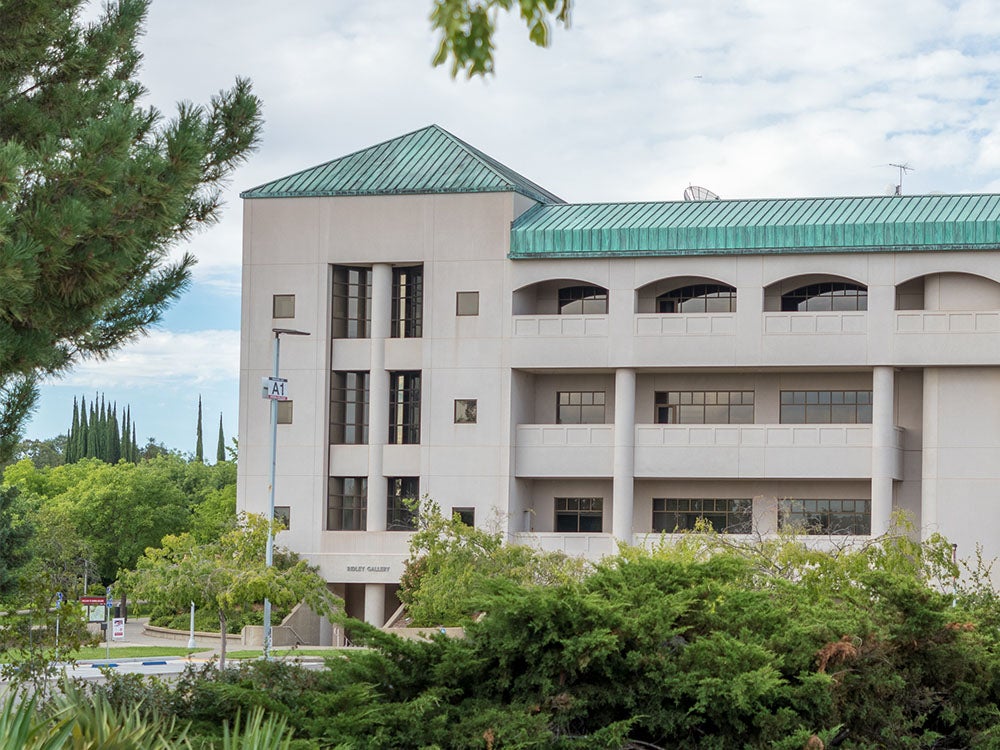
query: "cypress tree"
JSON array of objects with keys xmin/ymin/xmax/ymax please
[
  {"xmin": 77, "ymin": 396, "xmax": 89, "ymax": 462},
  {"xmin": 86, "ymin": 401, "xmax": 98, "ymax": 458},
  {"xmin": 109, "ymin": 404, "xmax": 121, "ymax": 463},
  {"xmin": 98, "ymin": 396, "xmax": 108, "ymax": 461},
  {"xmin": 131, "ymin": 424, "xmax": 138, "ymax": 463},
  {"xmin": 67, "ymin": 397, "xmax": 79, "ymax": 463},
  {"xmin": 122, "ymin": 408, "xmax": 131, "ymax": 463},
  {"xmin": 217, "ymin": 413, "xmax": 226, "ymax": 463},
  {"xmin": 195, "ymin": 396, "xmax": 204, "ymax": 463}
]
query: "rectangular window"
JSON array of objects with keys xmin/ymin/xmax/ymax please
[
  {"xmin": 556, "ymin": 391, "xmax": 606, "ymax": 424},
  {"xmin": 387, "ymin": 477, "xmax": 419, "ymax": 531},
  {"xmin": 274, "ymin": 506, "xmax": 291, "ymax": 530},
  {"xmin": 654, "ymin": 391, "xmax": 754, "ymax": 424},
  {"xmin": 652, "ymin": 498, "xmax": 752, "ymax": 534},
  {"xmin": 454, "ymin": 399, "xmax": 477, "ymax": 424},
  {"xmin": 456, "ymin": 291, "xmax": 479, "ymax": 316},
  {"xmin": 779, "ymin": 499, "xmax": 871, "ymax": 535},
  {"xmin": 276, "ymin": 400, "xmax": 293, "ymax": 425},
  {"xmin": 391, "ymin": 265, "xmax": 423, "ymax": 338},
  {"xmin": 453, "ymin": 507, "xmax": 475, "ymax": 526},
  {"xmin": 554, "ymin": 497, "xmax": 603, "ymax": 533},
  {"xmin": 330, "ymin": 371, "xmax": 369, "ymax": 444},
  {"xmin": 389, "ymin": 372, "xmax": 421, "ymax": 444},
  {"xmin": 272, "ymin": 294, "xmax": 295, "ymax": 319},
  {"xmin": 327, "ymin": 477, "xmax": 367, "ymax": 531},
  {"xmin": 332, "ymin": 266, "xmax": 371, "ymax": 339},
  {"xmin": 779, "ymin": 391, "xmax": 872, "ymax": 424}
]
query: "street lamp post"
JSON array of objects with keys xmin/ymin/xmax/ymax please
[{"xmin": 264, "ymin": 327, "xmax": 310, "ymax": 660}]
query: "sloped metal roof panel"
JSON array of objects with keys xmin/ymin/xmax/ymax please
[
  {"xmin": 510, "ymin": 194, "xmax": 1000, "ymax": 257},
  {"xmin": 241, "ymin": 125, "xmax": 563, "ymax": 205}
]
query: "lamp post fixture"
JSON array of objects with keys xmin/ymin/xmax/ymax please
[{"xmin": 264, "ymin": 327, "xmax": 310, "ymax": 660}]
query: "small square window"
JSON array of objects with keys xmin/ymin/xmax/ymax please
[
  {"xmin": 453, "ymin": 507, "xmax": 475, "ymax": 526},
  {"xmin": 274, "ymin": 506, "xmax": 291, "ymax": 529},
  {"xmin": 456, "ymin": 291, "xmax": 479, "ymax": 316},
  {"xmin": 454, "ymin": 399, "xmax": 477, "ymax": 424},
  {"xmin": 277, "ymin": 400, "xmax": 293, "ymax": 424},
  {"xmin": 273, "ymin": 294, "xmax": 295, "ymax": 319}
]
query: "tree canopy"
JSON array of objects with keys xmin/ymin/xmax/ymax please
[
  {"xmin": 431, "ymin": 0, "xmax": 572, "ymax": 77},
  {"xmin": 121, "ymin": 514, "xmax": 336, "ymax": 667},
  {"xmin": 0, "ymin": 0, "xmax": 262, "ymax": 460}
]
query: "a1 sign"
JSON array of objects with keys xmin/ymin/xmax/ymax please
[{"xmin": 262, "ymin": 376, "xmax": 289, "ymax": 401}]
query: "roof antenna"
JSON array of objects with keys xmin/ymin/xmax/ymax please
[{"xmin": 888, "ymin": 163, "xmax": 913, "ymax": 196}]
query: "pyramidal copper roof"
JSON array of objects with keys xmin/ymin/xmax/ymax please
[{"xmin": 240, "ymin": 124, "xmax": 563, "ymax": 205}]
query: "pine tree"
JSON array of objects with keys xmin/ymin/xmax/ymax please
[
  {"xmin": 0, "ymin": 0, "xmax": 262, "ymax": 463},
  {"xmin": 217, "ymin": 413, "xmax": 226, "ymax": 463},
  {"xmin": 195, "ymin": 396, "xmax": 204, "ymax": 463}
]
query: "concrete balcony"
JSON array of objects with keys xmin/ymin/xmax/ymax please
[
  {"xmin": 632, "ymin": 313, "xmax": 737, "ymax": 365},
  {"xmin": 761, "ymin": 312, "xmax": 868, "ymax": 364},
  {"xmin": 510, "ymin": 315, "xmax": 611, "ymax": 367},
  {"xmin": 633, "ymin": 424, "xmax": 903, "ymax": 480},
  {"xmin": 512, "ymin": 531, "xmax": 616, "ymax": 559},
  {"xmin": 894, "ymin": 311, "xmax": 1000, "ymax": 365},
  {"xmin": 514, "ymin": 424, "xmax": 614, "ymax": 477}
]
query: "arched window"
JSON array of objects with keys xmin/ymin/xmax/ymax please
[
  {"xmin": 558, "ymin": 285, "xmax": 608, "ymax": 314},
  {"xmin": 657, "ymin": 284, "xmax": 736, "ymax": 313},
  {"xmin": 781, "ymin": 282, "xmax": 867, "ymax": 312}
]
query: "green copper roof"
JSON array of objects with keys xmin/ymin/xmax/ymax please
[
  {"xmin": 509, "ymin": 194, "xmax": 1000, "ymax": 258},
  {"xmin": 241, "ymin": 125, "xmax": 563, "ymax": 204}
]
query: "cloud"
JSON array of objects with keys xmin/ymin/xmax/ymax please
[{"xmin": 46, "ymin": 330, "xmax": 240, "ymax": 389}]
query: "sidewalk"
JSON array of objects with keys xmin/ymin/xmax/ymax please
[{"xmin": 87, "ymin": 618, "xmax": 219, "ymax": 656}]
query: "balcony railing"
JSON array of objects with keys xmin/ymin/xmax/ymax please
[
  {"xmin": 634, "ymin": 424, "xmax": 902, "ymax": 479},
  {"xmin": 634, "ymin": 313, "xmax": 736, "ymax": 336},
  {"xmin": 514, "ymin": 423, "xmax": 903, "ymax": 480},
  {"xmin": 514, "ymin": 424, "xmax": 614, "ymax": 477},
  {"xmin": 762, "ymin": 311, "xmax": 866, "ymax": 334},
  {"xmin": 512, "ymin": 315, "xmax": 609, "ymax": 337}
]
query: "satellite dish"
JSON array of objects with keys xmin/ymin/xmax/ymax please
[{"xmin": 683, "ymin": 185, "xmax": 720, "ymax": 201}]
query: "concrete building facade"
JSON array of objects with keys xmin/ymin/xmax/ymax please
[{"xmin": 238, "ymin": 125, "xmax": 1000, "ymax": 625}]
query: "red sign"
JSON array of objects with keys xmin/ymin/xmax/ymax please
[{"xmin": 80, "ymin": 596, "xmax": 106, "ymax": 605}]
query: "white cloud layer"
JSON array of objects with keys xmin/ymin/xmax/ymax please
[
  {"xmin": 120, "ymin": 0, "xmax": 1000, "ymax": 283},
  {"xmin": 47, "ymin": 330, "xmax": 240, "ymax": 389}
]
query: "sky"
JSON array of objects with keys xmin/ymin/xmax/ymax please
[{"xmin": 22, "ymin": 0, "xmax": 1000, "ymax": 454}]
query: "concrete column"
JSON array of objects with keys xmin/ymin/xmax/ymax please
[
  {"xmin": 363, "ymin": 582, "xmax": 385, "ymax": 627},
  {"xmin": 920, "ymin": 368, "xmax": 939, "ymax": 540},
  {"xmin": 612, "ymin": 368, "xmax": 636, "ymax": 543},
  {"xmin": 870, "ymin": 366, "xmax": 895, "ymax": 536},
  {"xmin": 367, "ymin": 264, "xmax": 392, "ymax": 531}
]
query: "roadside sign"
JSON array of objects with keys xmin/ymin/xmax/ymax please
[
  {"xmin": 80, "ymin": 596, "xmax": 105, "ymax": 605},
  {"xmin": 261, "ymin": 376, "xmax": 289, "ymax": 401},
  {"xmin": 112, "ymin": 618, "xmax": 125, "ymax": 639}
]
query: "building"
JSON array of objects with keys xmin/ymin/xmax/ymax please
[{"xmin": 238, "ymin": 125, "xmax": 1000, "ymax": 626}]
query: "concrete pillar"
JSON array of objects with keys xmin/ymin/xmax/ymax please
[
  {"xmin": 367, "ymin": 263, "xmax": 392, "ymax": 531},
  {"xmin": 920, "ymin": 368, "xmax": 939, "ymax": 540},
  {"xmin": 870, "ymin": 366, "xmax": 895, "ymax": 536},
  {"xmin": 363, "ymin": 582, "xmax": 385, "ymax": 627},
  {"xmin": 612, "ymin": 368, "xmax": 636, "ymax": 543}
]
